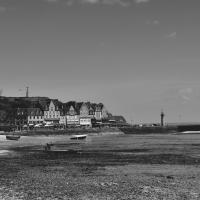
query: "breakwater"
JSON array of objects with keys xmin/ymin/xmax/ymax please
[
  {"xmin": 119, "ymin": 126, "xmax": 177, "ymax": 134},
  {"xmin": 177, "ymin": 124, "xmax": 200, "ymax": 132}
]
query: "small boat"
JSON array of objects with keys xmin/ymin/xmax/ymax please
[
  {"xmin": 181, "ymin": 131, "xmax": 200, "ymax": 134},
  {"xmin": 70, "ymin": 134, "xmax": 87, "ymax": 140},
  {"xmin": 6, "ymin": 135, "xmax": 21, "ymax": 140}
]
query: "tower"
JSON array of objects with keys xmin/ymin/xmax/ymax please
[
  {"xmin": 160, "ymin": 110, "xmax": 165, "ymax": 127},
  {"xmin": 26, "ymin": 87, "xmax": 29, "ymax": 98}
]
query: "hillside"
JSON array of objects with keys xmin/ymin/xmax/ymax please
[{"xmin": 0, "ymin": 96, "xmax": 50, "ymax": 123}]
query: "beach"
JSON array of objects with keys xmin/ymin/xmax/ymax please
[{"xmin": 1, "ymin": 132, "xmax": 200, "ymax": 199}]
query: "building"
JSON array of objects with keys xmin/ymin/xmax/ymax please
[
  {"xmin": 101, "ymin": 104, "xmax": 109, "ymax": 120},
  {"xmin": 0, "ymin": 110, "xmax": 7, "ymax": 123},
  {"xmin": 94, "ymin": 103, "xmax": 109, "ymax": 121},
  {"xmin": 27, "ymin": 108, "xmax": 44, "ymax": 125},
  {"xmin": 15, "ymin": 108, "xmax": 28, "ymax": 130},
  {"xmin": 0, "ymin": 96, "xmax": 116, "ymax": 129},
  {"xmin": 44, "ymin": 100, "xmax": 66, "ymax": 125},
  {"xmin": 79, "ymin": 102, "xmax": 92, "ymax": 127},
  {"xmin": 44, "ymin": 100, "xmax": 61, "ymax": 124},
  {"xmin": 108, "ymin": 115, "xmax": 127, "ymax": 127},
  {"xmin": 66, "ymin": 104, "xmax": 79, "ymax": 127},
  {"xmin": 94, "ymin": 104, "xmax": 102, "ymax": 121},
  {"xmin": 59, "ymin": 110, "xmax": 67, "ymax": 126}
]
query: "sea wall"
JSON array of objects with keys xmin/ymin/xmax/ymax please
[
  {"xmin": 177, "ymin": 125, "xmax": 200, "ymax": 132},
  {"xmin": 119, "ymin": 126, "xmax": 178, "ymax": 134},
  {"xmin": 1, "ymin": 127, "xmax": 121, "ymax": 136}
]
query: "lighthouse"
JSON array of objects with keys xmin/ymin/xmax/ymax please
[
  {"xmin": 160, "ymin": 110, "xmax": 165, "ymax": 127},
  {"xmin": 26, "ymin": 86, "xmax": 29, "ymax": 98}
]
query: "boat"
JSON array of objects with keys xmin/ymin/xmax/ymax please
[
  {"xmin": 6, "ymin": 135, "xmax": 21, "ymax": 140},
  {"xmin": 180, "ymin": 131, "xmax": 200, "ymax": 134},
  {"xmin": 70, "ymin": 134, "xmax": 87, "ymax": 140}
]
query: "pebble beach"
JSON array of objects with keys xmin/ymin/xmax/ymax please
[{"xmin": 1, "ymin": 132, "xmax": 200, "ymax": 200}]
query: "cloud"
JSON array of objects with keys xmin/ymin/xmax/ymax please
[
  {"xmin": 169, "ymin": 87, "xmax": 198, "ymax": 104},
  {"xmin": 80, "ymin": 0, "xmax": 130, "ymax": 6},
  {"xmin": 45, "ymin": 0, "xmax": 134, "ymax": 7},
  {"xmin": 81, "ymin": 0, "xmax": 99, "ymax": 4},
  {"xmin": 166, "ymin": 32, "xmax": 177, "ymax": 39},
  {"xmin": 65, "ymin": 0, "xmax": 74, "ymax": 6},
  {"xmin": 134, "ymin": 0, "xmax": 150, "ymax": 3},
  {"xmin": 43, "ymin": 0, "xmax": 153, "ymax": 6},
  {"xmin": 45, "ymin": 0, "xmax": 60, "ymax": 2},
  {"xmin": 152, "ymin": 20, "xmax": 159, "ymax": 25},
  {"xmin": 102, "ymin": 0, "xmax": 130, "ymax": 7},
  {"xmin": 178, "ymin": 88, "xmax": 193, "ymax": 103},
  {"xmin": 0, "ymin": 6, "xmax": 6, "ymax": 13},
  {"xmin": 146, "ymin": 19, "xmax": 160, "ymax": 26}
]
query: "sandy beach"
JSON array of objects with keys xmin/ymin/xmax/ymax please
[{"xmin": 1, "ymin": 132, "xmax": 200, "ymax": 199}]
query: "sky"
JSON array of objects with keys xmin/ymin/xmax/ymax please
[{"xmin": 0, "ymin": 0, "xmax": 200, "ymax": 123}]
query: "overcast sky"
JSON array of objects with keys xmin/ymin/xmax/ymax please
[{"xmin": 0, "ymin": 0, "xmax": 200, "ymax": 123}]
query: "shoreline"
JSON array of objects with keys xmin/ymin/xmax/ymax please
[{"xmin": 0, "ymin": 127, "xmax": 122, "ymax": 136}]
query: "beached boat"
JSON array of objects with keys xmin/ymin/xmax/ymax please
[
  {"xmin": 70, "ymin": 134, "xmax": 87, "ymax": 140},
  {"xmin": 181, "ymin": 131, "xmax": 200, "ymax": 134},
  {"xmin": 6, "ymin": 135, "xmax": 21, "ymax": 140}
]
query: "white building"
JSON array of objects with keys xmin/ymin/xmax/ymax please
[
  {"xmin": 27, "ymin": 108, "xmax": 44, "ymax": 125},
  {"xmin": 66, "ymin": 105, "xmax": 79, "ymax": 126},
  {"xmin": 44, "ymin": 100, "xmax": 66, "ymax": 125},
  {"xmin": 79, "ymin": 103, "xmax": 92, "ymax": 127}
]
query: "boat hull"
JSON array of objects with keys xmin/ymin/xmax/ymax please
[
  {"xmin": 70, "ymin": 134, "xmax": 87, "ymax": 140},
  {"xmin": 6, "ymin": 135, "xmax": 21, "ymax": 140}
]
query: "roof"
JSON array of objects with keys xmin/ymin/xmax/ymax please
[
  {"xmin": 64, "ymin": 101, "xmax": 80, "ymax": 114},
  {"xmin": 108, "ymin": 116, "xmax": 127, "ymax": 123},
  {"xmin": 44, "ymin": 99, "xmax": 64, "ymax": 111},
  {"xmin": 64, "ymin": 101, "xmax": 107, "ymax": 114},
  {"xmin": 27, "ymin": 108, "xmax": 43, "ymax": 116}
]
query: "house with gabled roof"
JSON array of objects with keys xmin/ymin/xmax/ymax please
[
  {"xmin": 101, "ymin": 104, "xmax": 109, "ymax": 120},
  {"xmin": 27, "ymin": 108, "xmax": 44, "ymax": 125},
  {"xmin": 15, "ymin": 108, "xmax": 28, "ymax": 129},
  {"xmin": 65, "ymin": 101, "xmax": 79, "ymax": 127},
  {"xmin": 88, "ymin": 105, "xmax": 95, "ymax": 117},
  {"xmin": 108, "ymin": 115, "xmax": 127, "ymax": 127},
  {"xmin": 94, "ymin": 104, "xmax": 102, "ymax": 121},
  {"xmin": 44, "ymin": 100, "xmax": 66, "ymax": 125},
  {"xmin": 94, "ymin": 103, "xmax": 109, "ymax": 121},
  {"xmin": 79, "ymin": 102, "xmax": 92, "ymax": 127}
]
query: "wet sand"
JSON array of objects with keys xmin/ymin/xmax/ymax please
[{"xmin": 1, "ymin": 133, "xmax": 200, "ymax": 199}]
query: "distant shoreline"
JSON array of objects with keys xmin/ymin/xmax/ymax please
[
  {"xmin": 2, "ymin": 124, "xmax": 200, "ymax": 136},
  {"xmin": 0, "ymin": 127, "xmax": 121, "ymax": 136}
]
